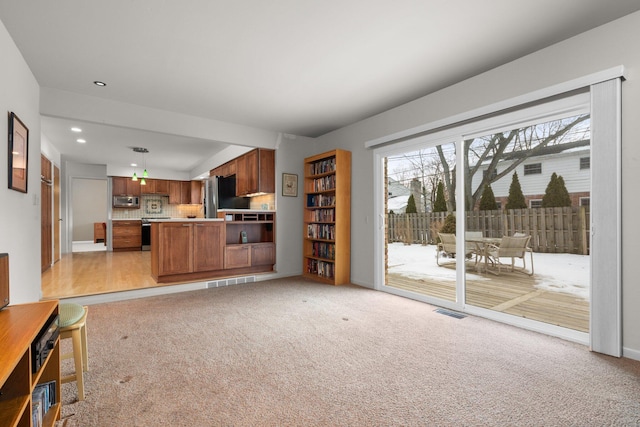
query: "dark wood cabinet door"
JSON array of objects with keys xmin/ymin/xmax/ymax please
[
  {"xmin": 159, "ymin": 223, "xmax": 193, "ymax": 275},
  {"xmin": 235, "ymin": 153, "xmax": 249, "ymax": 195},
  {"xmin": 126, "ymin": 178, "xmax": 141, "ymax": 196},
  {"xmin": 190, "ymin": 181, "xmax": 202, "ymax": 204},
  {"xmin": 155, "ymin": 179, "xmax": 170, "ymax": 194},
  {"xmin": 112, "ymin": 177, "xmax": 127, "ymax": 196},
  {"xmin": 224, "ymin": 245, "xmax": 251, "ymax": 269},
  {"xmin": 180, "ymin": 181, "xmax": 191, "ymax": 204},
  {"xmin": 193, "ymin": 222, "xmax": 224, "ymax": 272},
  {"xmin": 251, "ymin": 243, "xmax": 275, "ymax": 266},
  {"xmin": 168, "ymin": 181, "xmax": 182, "ymax": 204}
]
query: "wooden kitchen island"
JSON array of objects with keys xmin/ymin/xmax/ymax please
[{"xmin": 150, "ymin": 211, "xmax": 275, "ymax": 283}]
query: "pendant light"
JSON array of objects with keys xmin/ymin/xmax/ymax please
[{"xmin": 132, "ymin": 147, "xmax": 149, "ymax": 184}]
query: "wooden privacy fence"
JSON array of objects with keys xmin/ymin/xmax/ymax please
[{"xmin": 387, "ymin": 207, "xmax": 590, "ymax": 254}]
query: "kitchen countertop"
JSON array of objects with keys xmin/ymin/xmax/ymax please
[
  {"xmin": 217, "ymin": 209, "xmax": 276, "ymax": 213},
  {"xmin": 146, "ymin": 218, "xmax": 224, "ymax": 222}
]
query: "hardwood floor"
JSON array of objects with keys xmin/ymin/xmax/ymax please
[
  {"xmin": 41, "ymin": 251, "xmax": 180, "ymax": 299},
  {"xmin": 387, "ymin": 266, "xmax": 590, "ymax": 332}
]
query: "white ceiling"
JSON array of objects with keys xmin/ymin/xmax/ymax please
[{"xmin": 1, "ymin": 1, "xmax": 639, "ymax": 173}]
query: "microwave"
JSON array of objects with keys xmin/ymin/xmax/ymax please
[{"xmin": 113, "ymin": 195, "xmax": 139, "ymax": 208}]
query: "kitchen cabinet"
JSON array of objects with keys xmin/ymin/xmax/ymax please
[
  {"xmin": 112, "ymin": 176, "xmax": 141, "ymax": 196},
  {"xmin": 168, "ymin": 181, "xmax": 182, "ymax": 204},
  {"xmin": 190, "ymin": 180, "xmax": 202, "ymax": 204},
  {"xmin": 193, "ymin": 222, "xmax": 224, "ymax": 271},
  {"xmin": 211, "ymin": 159, "xmax": 236, "ymax": 178},
  {"xmin": 152, "ymin": 221, "xmax": 224, "ymax": 280},
  {"xmin": 235, "ymin": 148, "xmax": 275, "ymax": 196},
  {"xmin": 223, "ymin": 212, "xmax": 276, "ymax": 268},
  {"xmin": 112, "ymin": 220, "xmax": 141, "ymax": 251},
  {"xmin": 157, "ymin": 222, "xmax": 193, "ymax": 275},
  {"xmin": 168, "ymin": 181, "xmax": 202, "ymax": 204},
  {"xmin": 143, "ymin": 179, "xmax": 170, "ymax": 195},
  {"xmin": 151, "ymin": 214, "xmax": 274, "ymax": 283}
]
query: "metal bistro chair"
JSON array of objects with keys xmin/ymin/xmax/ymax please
[{"xmin": 486, "ymin": 234, "xmax": 534, "ymax": 276}]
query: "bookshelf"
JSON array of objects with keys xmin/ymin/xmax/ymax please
[{"xmin": 303, "ymin": 149, "xmax": 351, "ymax": 285}]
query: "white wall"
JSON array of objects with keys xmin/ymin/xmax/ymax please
[
  {"xmin": 273, "ymin": 136, "xmax": 316, "ymax": 277},
  {"xmin": 316, "ymin": 11, "xmax": 640, "ymax": 358},
  {"xmin": 0, "ymin": 20, "xmax": 42, "ymax": 303}
]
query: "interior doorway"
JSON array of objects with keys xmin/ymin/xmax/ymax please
[{"xmin": 71, "ymin": 178, "xmax": 108, "ymax": 253}]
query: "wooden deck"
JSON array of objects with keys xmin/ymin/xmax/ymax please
[{"xmin": 387, "ymin": 264, "xmax": 589, "ymax": 332}]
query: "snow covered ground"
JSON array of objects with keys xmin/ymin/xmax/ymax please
[{"xmin": 387, "ymin": 242, "xmax": 590, "ymax": 301}]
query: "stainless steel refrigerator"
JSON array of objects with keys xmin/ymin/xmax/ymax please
[{"xmin": 204, "ymin": 177, "xmax": 218, "ymax": 218}]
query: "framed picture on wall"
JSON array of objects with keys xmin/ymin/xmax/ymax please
[
  {"xmin": 282, "ymin": 173, "xmax": 298, "ymax": 197},
  {"xmin": 8, "ymin": 112, "xmax": 29, "ymax": 193}
]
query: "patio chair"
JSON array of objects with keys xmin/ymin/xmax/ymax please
[
  {"xmin": 436, "ymin": 233, "xmax": 475, "ymax": 266},
  {"xmin": 486, "ymin": 234, "xmax": 534, "ymax": 276}
]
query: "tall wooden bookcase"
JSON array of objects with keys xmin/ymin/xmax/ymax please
[{"xmin": 303, "ymin": 149, "xmax": 351, "ymax": 285}]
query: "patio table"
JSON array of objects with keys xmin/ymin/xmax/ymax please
[{"xmin": 465, "ymin": 237, "xmax": 502, "ymax": 273}]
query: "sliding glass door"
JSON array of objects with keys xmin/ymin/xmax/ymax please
[
  {"xmin": 378, "ymin": 94, "xmax": 593, "ymax": 337},
  {"xmin": 384, "ymin": 141, "xmax": 458, "ymax": 303},
  {"xmin": 463, "ymin": 113, "xmax": 591, "ymax": 333}
]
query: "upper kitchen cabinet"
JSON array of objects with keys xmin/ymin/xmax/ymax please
[
  {"xmin": 236, "ymin": 149, "xmax": 275, "ymax": 196},
  {"xmin": 168, "ymin": 181, "xmax": 202, "ymax": 204},
  {"xmin": 211, "ymin": 159, "xmax": 237, "ymax": 178},
  {"xmin": 112, "ymin": 176, "xmax": 141, "ymax": 196},
  {"xmin": 190, "ymin": 181, "xmax": 202, "ymax": 204},
  {"xmin": 143, "ymin": 179, "xmax": 170, "ymax": 195}
]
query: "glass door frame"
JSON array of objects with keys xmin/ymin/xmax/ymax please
[{"xmin": 374, "ymin": 93, "xmax": 592, "ymax": 344}]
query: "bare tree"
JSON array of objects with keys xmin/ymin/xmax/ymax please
[{"xmin": 438, "ymin": 114, "xmax": 589, "ymax": 210}]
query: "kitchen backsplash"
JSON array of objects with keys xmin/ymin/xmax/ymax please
[
  {"xmin": 111, "ymin": 195, "xmax": 203, "ymax": 219},
  {"xmin": 111, "ymin": 193, "xmax": 276, "ymax": 220}
]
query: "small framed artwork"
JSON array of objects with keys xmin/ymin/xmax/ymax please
[
  {"xmin": 282, "ymin": 173, "xmax": 298, "ymax": 197},
  {"xmin": 8, "ymin": 112, "xmax": 29, "ymax": 193}
]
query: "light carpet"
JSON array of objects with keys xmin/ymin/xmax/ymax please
[{"xmin": 57, "ymin": 277, "xmax": 640, "ymax": 426}]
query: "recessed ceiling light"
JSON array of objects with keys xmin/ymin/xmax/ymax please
[
  {"xmin": 131, "ymin": 163, "xmax": 137, "ymax": 167},
  {"xmin": 93, "ymin": 81, "xmax": 107, "ymax": 87},
  {"xmin": 71, "ymin": 127, "xmax": 82, "ymax": 132},
  {"xmin": 77, "ymin": 139, "xmax": 86, "ymax": 143}
]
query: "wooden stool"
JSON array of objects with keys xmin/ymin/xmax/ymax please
[{"xmin": 59, "ymin": 303, "xmax": 89, "ymax": 400}]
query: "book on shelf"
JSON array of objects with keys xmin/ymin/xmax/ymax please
[
  {"xmin": 32, "ymin": 380, "xmax": 57, "ymax": 424},
  {"xmin": 306, "ymin": 194, "xmax": 335, "ymax": 207},
  {"xmin": 310, "ymin": 158, "xmax": 336, "ymax": 175}
]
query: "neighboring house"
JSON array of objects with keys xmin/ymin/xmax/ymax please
[
  {"xmin": 387, "ymin": 178, "xmax": 411, "ymax": 213},
  {"xmin": 387, "ymin": 178, "xmax": 424, "ymax": 213},
  {"xmin": 473, "ymin": 147, "xmax": 590, "ymax": 209}
]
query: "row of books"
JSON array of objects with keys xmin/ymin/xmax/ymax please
[
  {"xmin": 312, "ymin": 175, "xmax": 336, "ymax": 192},
  {"xmin": 306, "ymin": 259, "xmax": 335, "ymax": 278},
  {"xmin": 307, "ymin": 224, "xmax": 335, "ymax": 240},
  {"xmin": 309, "ymin": 208, "xmax": 335, "ymax": 222},
  {"xmin": 311, "ymin": 242, "xmax": 335, "ymax": 260},
  {"xmin": 309, "ymin": 157, "xmax": 336, "ymax": 175},
  {"xmin": 306, "ymin": 194, "xmax": 335, "ymax": 207},
  {"xmin": 32, "ymin": 380, "xmax": 56, "ymax": 427}
]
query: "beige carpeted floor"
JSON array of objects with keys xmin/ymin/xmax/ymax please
[{"xmin": 58, "ymin": 277, "xmax": 640, "ymax": 426}]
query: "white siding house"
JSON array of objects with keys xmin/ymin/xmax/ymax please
[{"xmin": 473, "ymin": 148, "xmax": 590, "ymax": 208}]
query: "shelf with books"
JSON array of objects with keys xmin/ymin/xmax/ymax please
[
  {"xmin": 0, "ymin": 300, "xmax": 61, "ymax": 427},
  {"xmin": 302, "ymin": 149, "xmax": 351, "ymax": 285}
]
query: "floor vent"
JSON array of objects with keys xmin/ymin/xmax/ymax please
[
  {"xmin": 207, "ymin": 276, "xmax": 256, "ymax": 288},
  {"xmin": 434, "ymin": 308, "xmax": 467, "ymax": 319}
]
